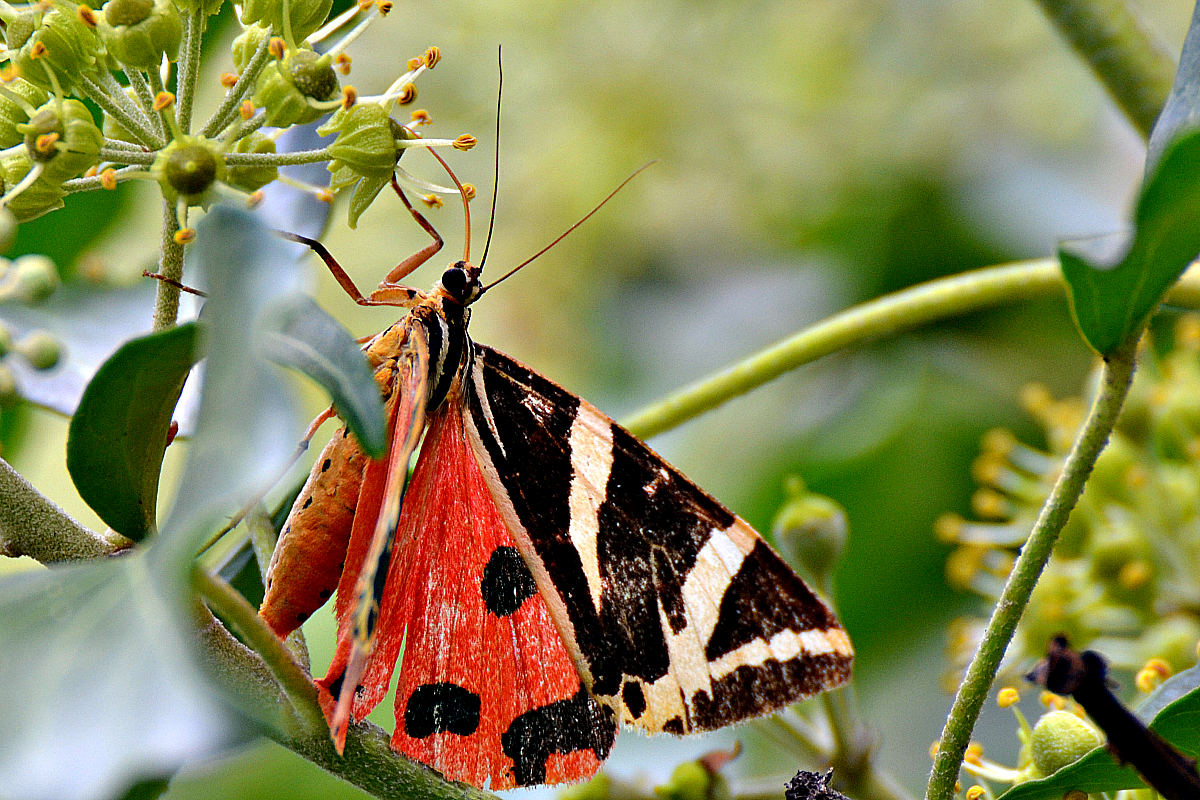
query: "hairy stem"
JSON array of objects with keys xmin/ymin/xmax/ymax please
[
  {"xmin": 152, "ymin": 199, "xmax": 185, "ymax": 330},
  {"xmin": 201, "ymin": 26, "xmax": 276, "ymax": 139},
  {"xmin": 63, "ymin": 164, "xmax": 147, "ymax": 193},
  {"xmin": 78, "ymin": 77, "xmax": 163, "ymax": 149},
  {"xmin": 123, "ymin": 68, "xmax": 164, "ymax": 137},
  {"xmin": 176, "ymin": 8, "xmax": 206, "ymax": 134},
  {"xmin": 1031, "ymin": 0, "xmax": 1175, "ymax": 139},
  {"xmin": 923, "ymin": 332, "xmax": 1141, "ymax": 800},
  {"xmin": 222, "ymin": 147, "xmax": 334, "ymax": 167}
]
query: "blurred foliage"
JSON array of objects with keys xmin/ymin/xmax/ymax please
[{"xmin": 1, "ymin": 0, "xmax": 1197, "ymax": 797}]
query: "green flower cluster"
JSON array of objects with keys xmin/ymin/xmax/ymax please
[
  {"xmin": 0, "ymin": 0, "xmax": 475, "ymax": 244},
  {"xmin": 940, "ymin": 315, "xmax": 1200, "ymax": 686}
]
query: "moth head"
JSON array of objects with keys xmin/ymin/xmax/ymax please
[{"xmin": 438, "ymin": 260, "xmax": 483, "ymax": 305}]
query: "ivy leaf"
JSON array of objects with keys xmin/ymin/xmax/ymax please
[
  {"xmin": 1060, "ymin": 128, "xmax": 1200, "ymax": 355},
  {"xmin": 258, "ymin": 295, "xmax": 386, "ymax": 458},
  {"xmin": 998, "ymin": 665, "xmax": 1200, "ymax": 799},
  {"xmin": 0, "ymin": 554, "xmax": 250, "ymax": 800},
  {"xmin": 66, "ymin": 323, "xmax": 201, "ymax": 541}
]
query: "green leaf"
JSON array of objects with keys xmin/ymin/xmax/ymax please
[
  {"xmin": 0, "ymin": 554, "xmax": 249, "ymax": 800},
  {"xmin": 1060, "ymin": 128, "xmax": 1200, "ymax": 355},
  {"xmin": 258, "ymin": 295, "xmax": 386, "ymax": 458},
  {"xmin": 1146, "ymin": 4, "xmax": 1200, "ymax": 172},
  {"xmin": 66, "ymin": 323, "xmax": 201, "ymax": 541},
  {"xmin": 998, "ymin": 665, "xmax": 1200, "ymax": 800}
]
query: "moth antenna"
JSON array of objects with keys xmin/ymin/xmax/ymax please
[
  {"xmin": 425, "ymin": 147, "xmax": 472, "ymax": 263},
  {"xmin": 479, "ymin": 160, "xmax": 656, "ymax": 294},
  {"xmin": 478, "ymin": 46, "xmax": 503, "ymax": 270}
]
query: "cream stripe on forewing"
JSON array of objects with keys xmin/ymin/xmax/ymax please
[
  {"xmin": 469, "ymin": 355, "xmax": 506, "ymax": 459},
  {"xmin": 707, "ymin": 626, "xmax": 853, "ymax": 681},
  {"xmin": 567, "ymin": 405, "xmax": 613, "ymax": 613}
]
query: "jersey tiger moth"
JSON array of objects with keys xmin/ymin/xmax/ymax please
[{"xmin": 259, "ymin": 158, "xmax": 853, "ymax": 789}]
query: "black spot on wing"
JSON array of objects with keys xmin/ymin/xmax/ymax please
[
  {"xmin": 705, "ymin": 540, "xmax": 840, "ymax": 662},
  {"xmin": 480, "ymin": 546, "xmax": 537, "ymax": 616},
  {"xmin": 404, "ymin": 682, "xmax": 482, "ymax": 738},
  {"xmin": 662, "ymin": 716, "xmax": 684, "ymax": 734},
  {"xmin": 652, "ymin": 548, "xmax": 688, "ymax": 634},
  {"xmin": 622, "ymin": 680, "xmax": 646, "ymax": 719},
  {"xmin": 501, "ymin": 689, "xmax": 616, "ymax": 786},
  {"xmin": 689, "ymin": 651, "xmax": 852, "ymax": 730}
]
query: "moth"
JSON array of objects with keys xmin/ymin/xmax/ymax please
[{"xmin": 259, "ymin": 158, "xmax": 853, "ymax": 789}]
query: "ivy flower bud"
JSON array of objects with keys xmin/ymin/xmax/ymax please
[
  {"xmin": 253, "ymin": 47, "xmax": 339, "ymax": 127},
  {"xmin": 225, "ymin": 130, "xmax": 277, "ymax": 192},
  {"xmin": 18, "ymin": 99, "xmax": 103, "ymax": 182},
  {"xmin": 98, "ymin": 0, "xmax": 182, "ymax": 69},
  {"xmin": 317, "ymin": 101, "xmax": 412, "ymax": 226},
  {"xmin": 4, "ymin": 2, "xmax": 105, "ymax": 94},
  {"xmin": 170, "ymin": 0, "xmax": 224, "ymax": 18},
  {"xmin": 240, "ymin": 0, "xmax": 333, "ymax": 45},
  {"xmin": 231, "ymin": 24, "xmax": 269, "ymax": 72},
  {"xmin": 14, "ymin": 329, "xmax": 61, "ymax": 370},
  {"xmin": 11, "ymin": 254, "xmax": 60, "ymax": 302},
  {"xmin": 0, "ymin": 79, "xmax": 49, "ymax": 148},
  {"xmin": 1, "ymin": 153, "xmax": 67, "ymax": 221},
  {"xmin": 772, "ymin": 476, "xmax": 847, "ymax": 590},
  {"xmin": 1028, "ymin": 711, "xmax": 1102, "ymax": 776},
  {"xmin": 153, "ymin": 135, "xmax": 225, "ymax": 201}
]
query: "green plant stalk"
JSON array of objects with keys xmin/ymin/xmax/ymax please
[
  {"xmin": 1031, "ymin": 0, "xmax": 1175, "ymax": 139},
  {"xmin": 98, "ymin": 146, "xmax": 157, "ymax": 165},
  {"xmin": 923, "ymin": 331, "xmax": 1141, "ymax": 800},
  {"xmin": 175, "ymin": 8, "xmax": 206, "ymax": 134},
  {"xmin": 192, "ymin": 565, "xmax": 326, "ymax": 732},
  {"xmin": 123, "ymin": 68, "xmax": 163, "ymax": 136},
  {"xmin": 201, "ymin": 27, "xmax": 276, "ymax": 139},
  {"xmin": 152, "ymin": 199, "xmax": 185, "ymax": 330},
  {"xmin": 623, "ymin": 259, "xmax": 1061, "ymax": 439},
  {"xmin": 63, "ymin": 164, "xmax": 145, "ymax": 193},
  {"xmin": 222, "ymin": 147, "xmax": 334, "ymax": 167},
  {"xmin": 78, "ymin": 76, "xmax": 163, "ymax": 149}
]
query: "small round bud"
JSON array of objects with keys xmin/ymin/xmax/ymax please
[
  {"xmin": 169, "ymin": 0, "xmax": 224, "ymax": 18},
  {"xmin": 18, "ymin": 99, "xmax": 103, "ymax": 181},
  {"xmin": 0, "ymin": 364, "xmax": 18, "ymax": 405},
  {"xmin": 1135, "ymin": 615, "xmax": 1200, "ymax": 674},
  {"xmin": 558, "ymin": 772, "xmax": 611, "ymax": 800},
  {"xmin": 154, "ymin": 136, "xmax": 225, "ymax": 201},
  {"xmin": 253, "ymin": 46, "xmax": 339, "ymax": 127},
  {"xmin": 15, "ymin": 329, "xmax": 62, "ymax": 370},
  {"xmin": 0, "ymin": 79, "xmax": 49, "ymax": 148},
  {"xmin": 225, "ymin": 130, "xmax": 277, "ymax": 192},
  {"xmin": 772, "ymin": 476, "xmax": 847, "ymax": 588},
  {"xmin": 6, "ymin": 2, "xmax": 105, "ymax": 94},
  {"xmin": 11, "ymin": 254, "xmax": 59, "ymax": 301},
  {"xmin": 240, "ymin": 0, "xmax": 333, "ymax": 44},
  {"xmin": 230, "ymin": 24, "xmax": 269, "ymax": 72},
  {"xmin": 98, "ymin": 0, "xmax": 182, "ymax": 69},
  {"xmin": 1028, "ymin": 710, "xmax": 1102, "ymax": 776},
  {"xmin": 655, "ymin": 761, "xmax": 730, "ymax": 800}
]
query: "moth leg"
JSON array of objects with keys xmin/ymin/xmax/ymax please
[
  {"xmin": 276, "ymin": 230, "xmax": 425, "ymax": 309},
  {"xmin": 372, "ymin": 175, "xmax": 445, "ymax": 292}
]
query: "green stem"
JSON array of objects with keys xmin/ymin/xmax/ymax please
[
  {"xmin": 192, "ymin": 566, "xmax": 325, "ymax": 732},
  {"xmin": 98, "ymin": 146, "xmax": 157, "ymax": 165},
  {"xmin": 623, "ymin": 259, "xmax": 1063, "ymax": 439},
  {"xmin": 123, "ymin": 68, "xmax": 163, "ymax": 135},
  {"xmin": 222, "ymin": 147, "xmax": 333, "ymax": 167},
  {"xmin": 152, "ymin": 198, "xmax": 184, "ymax": 331},
  {"xmin": 63, "ymin": 164, "xmax": 148, "ymax": 193},
  {"xmin": 1031, "ymin": 0, "xmax": 1175, "ymax": 139},
  {"xmin": 924, "ymin": 332, "xmax": 1141, "ymax": 800},
  {"xmin": 77, "ymin": 76, "xmax": 162, "ymax": 149},
  {"xmin": 200, "ymin": 26, "xmax": 275, "ymax": 139},
  {"xmin": 0, "ymin": 457, "xmax": 129, "ymax": 561},
  {"xmin": 175, "ymin": 8, "xmax": 206, "ymax": 134}
]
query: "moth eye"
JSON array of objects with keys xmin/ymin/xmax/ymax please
[{"xmin": 441, "ymin": 266, "xmax": 467, "ymax": 296}]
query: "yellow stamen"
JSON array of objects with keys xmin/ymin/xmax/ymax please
[
  {"xmin": 247, "ymin": 190, "xmax": 264, "ymax": 207},
  {"xmin": 30, "ymin": 41, "xmax": 48, "ymax": 59},
  {"xmin": 341, "ymin": 85, "xmax": 357, "ymax": 109},
  {"xmin": 409, "ymin": 108, "xmax": 431, "ymax": 125},
  {"xmin": 153, "ymin": 91, "xmax": 175, "ymax": 111},
  {"xmin": 76, "ymin": 5, "xmax": 97, "ymax": 26},
  {"xmin": 423, "ymin": 46, "xmax": 441, "ymax": 68},
  {"xmin": 452, "ymin": 133, "xmax": 477, "ymax": 151},
  {"xmin": 1136, "ymin": 658, "xmax": 1172, "ymax": 693},
  {"xmin": 335, "ymin": 53, "xmax": 351, "ymax": 75},
  {"xmin": 461, "ymin": 183, "xmax": 476, "ymax": 201},
  {"xmin": 420, "ymin": 193, "xmax": 442, "ymax": 209},
  {"xmin": 1039, "ymin": 691, "xmax": 1066, "ymax": 710},
  {"xmin": 376, "ymin": 0, "xmax": 392, "ymax": 15},
  {"xmin": 964, "ymin": 742, "xmax": 984, "ymax": 766},
  {"xmin": 407, "ymin": 56, "xmax": 422, "ymax": 71},
  {"xmin": 240, "ymin": 100, "xmax": 255, "ymax": 120},
  {"xmin": 173, "ymin": 227, "xmax": 196, "ymax": 245},
  {"xmin": 317, "ymin": 189, "xmax": 333, "ymax": 203},
  {"xmin": 34, "ymin": 132, "xmax": 59, "ymax": 156},
  {"xmin": 99, "ymin": 168, "xmax": 117, "ymax": 190},
  {"xmin": 997, "ymin": 687, "xmax": 1020, "ymax": 708},
  {"xmin": 965, "ymin": 786, "xmax": 985, "ymax": 800},
  {"xmin": 84, "ymin": 165, "xmax": 98, "ymax": 178},
  {"xmin": 220, "ymin": 72, "xmax": 239, "ymax": 88},
  {"xmin": 396, "ymin": 83, "xmax": 417, "ymax": 104},
  {"xmin": 268, "ymin": 37, "xmax": 286, "ymax": 59}
]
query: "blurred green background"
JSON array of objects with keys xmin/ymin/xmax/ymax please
[{"xmin": 1, "ymin": 0, "xmax": 1193, "ymax": 796}]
